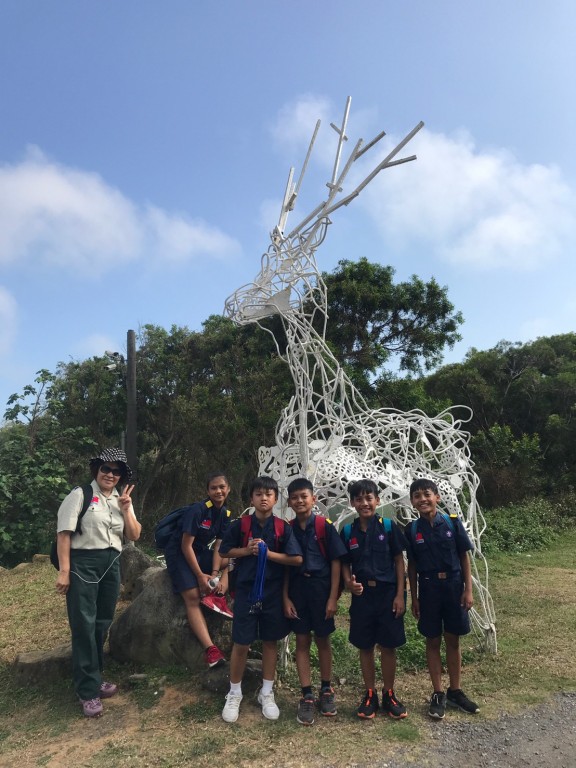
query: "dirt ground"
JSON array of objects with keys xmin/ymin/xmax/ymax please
[{"xmin": 3, "ymin": 686, "xmax": 575, "ymax": 768}]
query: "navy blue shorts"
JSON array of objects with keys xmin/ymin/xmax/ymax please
[
  {"xmin": 349, "ymin": 582, "xmax": 406, "ymax": 650},
  {"xmin": 165, "ymin": 547, "xmax": 213, "ymax": 594},
  {"xmin": 417, "ymin": 575, "xmax": 471, "ymax": 638},
  {"xmin": 232, "ymin": 583, "xmax": 290, "ymax": 645},
  {"xmin": 288, "ymin": 575, "xmax": 335, "ymax": 638}
]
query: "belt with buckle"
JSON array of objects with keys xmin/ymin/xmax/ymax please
[
  {"xmin": 421, "ymin": 571, "xmax": 452, "ymax": 580},
  {"xmin": 365, "ymin": 580, "xmax": 377, "ymax": 587}
]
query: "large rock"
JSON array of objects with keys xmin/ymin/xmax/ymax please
[
  {"xmin": 109, "ymin": 568, "xmax": 232, "ymax": 671},
  {"xmin": 13, "ymin": 643, "xmax": 72, "ymax": 683},
  {"xmin": 119, "ymin": 545, "xmax": 160, "ymax": 599}
]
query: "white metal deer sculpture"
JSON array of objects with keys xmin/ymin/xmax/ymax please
[{"xmin": 224, "ymin": 98, "xmax": 496, "ymax": 650}]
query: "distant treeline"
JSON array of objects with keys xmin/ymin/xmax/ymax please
[{"xmin": 1, "ymin": 258, "xmax": 574, "ymax": 566}]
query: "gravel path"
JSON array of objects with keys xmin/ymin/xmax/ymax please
[{"xmin": 366, "ymin": 692, "xmax": 576, "ymax": 768}]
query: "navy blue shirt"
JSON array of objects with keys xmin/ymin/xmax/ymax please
[
  {"xmin": 341, "ymin": 516, "xmax": 406, "ymax": 584},
  {"xmin": 289, "ymin": 513, "xmax": 347, "ymax": 579},
  {"xmin": 219, "ymin": 514, "xmax": 302, "ymax": 587},
  {"xmin": 165, "ymin": 499, "xmax": 231, "ymax": 559},
  {"xmin": 405, "ymin": 512, "xmax": 473, "ymax": 574}
]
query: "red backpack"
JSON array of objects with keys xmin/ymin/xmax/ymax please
[
  {"xmin": 289, "ymin": 513, "xmax": 329, "ymax": 559},
  {"xmin": 240, "ymin": 513, "xmax": 286, "ymax": 550}
]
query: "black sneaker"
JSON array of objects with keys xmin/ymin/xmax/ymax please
[
  {"xmin": 357, "ymin": 689, "xmax": 379, "ymax": 719},
  {"xmin": 381, "ymin": 688, "xmax": 407, "ymax": 719},
  {"xmin": 296, "ymin": 694, "xmax": 315, "ymax": 725},
  {"xmin": 428, "ymin": 691, "xmax": 446, "ymax": 719},
  {"xmin": 446, "ymin": 688, "xmax": 480, "ymax": 714},
  {"xmin": 318, "ymin": 686, "xmax": 337, "ymax": 717}
]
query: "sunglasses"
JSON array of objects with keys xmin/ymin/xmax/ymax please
[{"xmin": 100, "ymin": 465, "xmax": 123, "ymax": 477}]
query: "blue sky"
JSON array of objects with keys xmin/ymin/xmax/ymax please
[{"xmin": 1, "ymin": 1, "xmax": 575, "ymax": 414}]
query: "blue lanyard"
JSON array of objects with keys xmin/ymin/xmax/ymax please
[{"xmin": 248, "ymin": 541, "xmax": 268, "ymax": 613}]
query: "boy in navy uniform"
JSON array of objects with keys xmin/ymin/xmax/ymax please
[
  {"xmin": 341, "ymin": 479, "xmax": 408, "ymax": 720},
  {"xmin": 406, "ymin": 478, "xmax": 480, "ymax": 719},
  {"xmin": 283, "ymin": 478, "xmax": 347, "ymax": 725},
  {"xmin": 219, "ymin": 476, "xmax": 303, "ymax": 723}
]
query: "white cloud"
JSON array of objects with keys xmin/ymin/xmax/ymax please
[
  {"xmin": 145, "ymin": 206, "xmax": 240, "ymax": 263},
  {"xmin": 0, "ymin": 286, "xmax": 17, "ymax": 357},
  {"xmin": 268, "ymin": 100, "xmax": 576, "ymax": 273},
  {"xmin": 0, "ymin": 148, "xmax": 241, "ymax": 273},
  {"xmin": 271, "ymin": 94, "xmax": 333, "ymax": 154},
  {"xmin": 362, "ymin": 129, "xmax": 576, "ymax": 271}
]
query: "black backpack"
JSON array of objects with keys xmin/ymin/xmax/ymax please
[
  {"xmin": 50, "ymin": 485, "xmax": 94, "ymax": 570},
  {"xmin": 154, "ymin": 505, "xmax": 195, "ymax": 550}
]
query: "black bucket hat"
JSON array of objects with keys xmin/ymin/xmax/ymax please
[{"xmin": 89, "ymin": 447, "xmax": 132, "ymax": 480}]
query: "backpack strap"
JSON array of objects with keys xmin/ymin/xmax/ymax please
[
  {"xmin": 342, "ymin": 522, "xmax": 353, "ymax": 546},
  {"xmin": 410, "ymin": 510, "xmax": 456, "ymax": 547},
  {"xmin": 439, "ymin": 510, "xmax": 456, "ymax": 533},
  {"xmin": 289, "ymin": 514, "xmax": 329, "ymax": 559},
  {"xmin": 242, "ymin": 514, "xmax": 285, "ymax": 550},
  {"xmin": 273, "ymin": 516, "xmax": 285, "ymax": 550},
  {"xmin": 240, "ymin": 514, "xmax": 252, "ymax": 547},
  {"xmin": 382, "ymin": 517, "xmax": 392, "ymax": 534},
  {"xmin": 75, "ymin": 484, "xmax": 94, "ymax": 535},
  {"xmin": 314, "ymin": 514, "xmax": 329, "ymax": 559}
]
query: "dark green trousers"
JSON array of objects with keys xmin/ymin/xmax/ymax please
[{"xmin": 66, "ymin": 548, "xmax": 121, "ymax": 700}]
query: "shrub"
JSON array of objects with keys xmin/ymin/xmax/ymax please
[{"xmin": 482, "ymin": 493, "xmax": 576, "ymax": 555}]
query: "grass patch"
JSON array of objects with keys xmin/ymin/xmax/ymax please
[{"xmin": 0, "ymin": 528, "xmax": 575, "ymax": 767}]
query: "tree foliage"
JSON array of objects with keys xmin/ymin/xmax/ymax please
[
  {"xmin": 0, "ymin": 371, "xmax": 96, "ymax": 567},
  {"xmin": 9, "ymin": 261, "xmax": 576, "ymax": 562},
  {"xmin": 321, "ymin": 258, "xmax": 463, "ymax": 378},
  {"xmin": 426, "ymin": 334, "xmax": 576, "ymax": 502}
]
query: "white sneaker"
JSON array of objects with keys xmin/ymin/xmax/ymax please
[
  {"xmin": 257, "ymin": 688, "xmax": 280, "ymax": 720},
  {"xmin": 222, "ymin": 691, "xmax": 243, "ymax": 722}
]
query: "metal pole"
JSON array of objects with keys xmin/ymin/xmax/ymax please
[{"xmin": 126, "ymin": 329, "xmax": 137, "ymax": 475}]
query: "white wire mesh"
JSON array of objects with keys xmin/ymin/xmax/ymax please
[{"xmin": 223, "ymin": 99, "xmax": 496, "ymax": 652}]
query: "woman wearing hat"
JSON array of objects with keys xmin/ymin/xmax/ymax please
[{"xmin": 55, "ymin": 448, "xmax": 141, "ymax": 718}]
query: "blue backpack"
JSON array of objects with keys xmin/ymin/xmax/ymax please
[
  {"xmin": 408, "ymin": 510, "xmax": 456, "ymax": 546},
  {"xmin": 341, "ymin": 515, "xmax": 393, "ymax": 545}
]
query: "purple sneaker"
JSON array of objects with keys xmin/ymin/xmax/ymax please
[
  {"xmin": 99, "ymin": 681, "xmax": 118, "ymax": 699},
  {"xmin": 80, "ymin": 697, "xmax": 103, "ymax": 717}
]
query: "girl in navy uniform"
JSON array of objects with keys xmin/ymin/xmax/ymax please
[
  {"xmin": 341, "ymin": 479, "xmax": 408, "ymax": 720},
  {"xmin": 406, "ymin": 478, "xmax": 479, "ymax": 719},
  {"xmin": 164, "ymin": 472, "xmax": 233, "ymax": 668}
]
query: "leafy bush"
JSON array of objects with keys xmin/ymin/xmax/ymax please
[{"xmin": 482, "ymin": 493, "xmax": 576, "ymax": 555}]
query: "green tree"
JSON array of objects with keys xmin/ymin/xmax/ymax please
[
  {"xmin": 426, "ymin": 334, "xmax": 576, "ymax": 503},
  {"xmin": 471, "ymin": 425, "xmax": 543, "ymax": 506},
  {"xmin": 0, "ymin": 371, "xmax": 96, "ymax": 567},
  {"xmin": 320, "ymin": 258, "xmax": 463, "ymax": 384}
]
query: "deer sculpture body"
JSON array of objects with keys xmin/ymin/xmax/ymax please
[{"xmin": 224, "ymin": 98, "xmax": 496, "ymax": 650}]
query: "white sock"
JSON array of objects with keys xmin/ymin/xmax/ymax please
[
  {"xmin": 229, "ymin": 682, "xmax": 242, "ymax": 696},
  {"xmin": 261, "ymin": 678, "xmax": 274, "ymax": 696}
]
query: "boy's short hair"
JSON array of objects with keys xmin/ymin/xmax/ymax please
[
  {"xmin": 409, "ymin": 478, "xmax": 439, "ymax": 497},
  {"xmin": 348, "ymin": 478, "xmax": 380, "ymax": 501},
  {"xmin": 249, "ymin": 475, "xmax": 279, "ymax": 499},
  {"xmin": 287, "ymin": 477, "xmax": 314, "ymax": 496}
]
